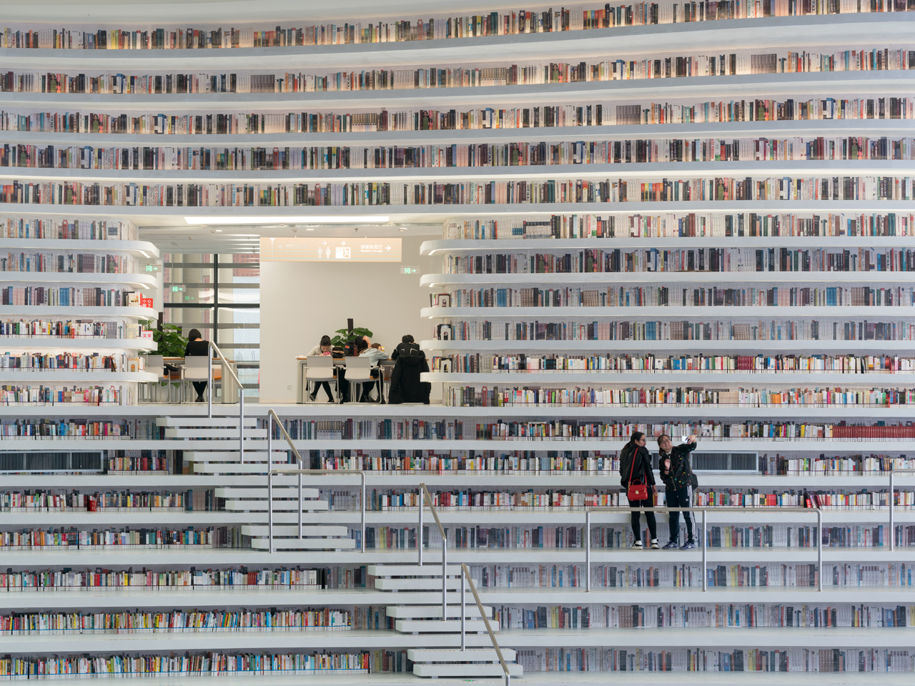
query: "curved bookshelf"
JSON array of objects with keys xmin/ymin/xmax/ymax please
[
  {"xmin": 0, "ymin": 238, "xmax": 159, "ymax": 256},
  {"xmin": 421, "ymin": 272, "xmax": 915, "ymax": 287},
  {"xmin": 420, "ymin": 305, "xmax": 915, "ymax": 319}
]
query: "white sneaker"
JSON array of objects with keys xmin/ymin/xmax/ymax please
[
  {"xmin": 631, "ymin": 540, "xmax": 643, "ymax": 549},
  {"xmin": 650, "ymin": 539, "xmax": 660, "ymax": 549}
]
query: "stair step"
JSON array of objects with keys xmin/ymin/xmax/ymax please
[
  {"xmin": 368, "ymin": 564, "xmax": 463, "ymax": 577},
  {"xmin": 250, "ymin": 537, "xmax": 356, "ymax": 550},
  {"xmin": 214, "ymin": 487, "xmax": 321, "ymax": 499},
  {"xmin": 194, "ymin": 463, "xmax": 301, "ymax": 474},
  {"xmin": 387, "ymin": 605, "xmax": 491, "ymax": 619},
  {"xmin": 183, "ymin": 452, "xmax": 286, "ymax": 463},
  {"xmin": 407, "ymin": 648, "xmax": 516, "ymax": 662},
  {"xmin": 156, "ymin": 417, "xmax": 258, "ymax": 428},
  {"xmin": 165, "ymin": 428, "xmax": 268, "ymax": 439},
  {"xmin": 222, "ymin": 501, "xmax": 329, "ymax": 512},
  {"xmin": 241, "ymin": 525, "xmax": 350, "ymax": 537},
  {"xmin": 375, "ymin": 578, "xmax": 465, "ymax": 592},
  {"xmin": 413, "ymin": 663, "xmax": 522, "ymax": 678},
  {"xmin": 395, "ymin": 619, "xmax": 498, "ymax": 633}
]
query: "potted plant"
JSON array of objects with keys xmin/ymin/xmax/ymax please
[
  {"xmin": 152, "ymin": 324, "xmax": 188, "ymax": 380},
  {"xmin": 331, "ymin": 326, "xmax": 373, "ymax": 354}
]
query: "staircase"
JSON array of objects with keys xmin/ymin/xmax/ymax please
[
  {"xmin": 370, "ymin": 564, "xmax": 523, "ymax": 679},
  {"xmin": 157, "ymin": 414, "xmax": 354, "ymax": 551}
]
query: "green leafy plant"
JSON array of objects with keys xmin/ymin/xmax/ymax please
[
  {"xmin": 152, "ymin": 323, "xmax": 188, "ymax": 357},
  {"xmin": 331, "ymin": 326, "xmax": 373, "ymax": 348}
]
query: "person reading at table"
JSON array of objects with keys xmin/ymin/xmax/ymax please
[
  {"xmin": 185, "ymin": 328, "xmax": 210, "ymax": 403},
  {"xmin": 307, "ymin": 335, "xmax": 335, "ymax": 402}
]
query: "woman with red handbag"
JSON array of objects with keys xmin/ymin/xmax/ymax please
[{"xmin": 618, "ymin": 431, "xmax": 658, "ymax": 549}]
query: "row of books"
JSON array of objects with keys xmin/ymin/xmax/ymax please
[
  {"xmin": 0, "ymin": 384, "xmax": 124, "ymax": 405},
  {"xmin": 0, "ymin": 652, "xmax": 372, "ymax": 678},
  {"xmin": 444, "ymin": 385, "xmax": 915, "ymax": 408},
  {"xmin": 0, "ymin": 490, "xmax": 213, "ymax": 512},
  {"xmin": 107, "ymin": 454, "xmax": 170, "ymax": 472},
  {"xmin": 0, "ymin": 353, "xmax": 125, "ymax": 371},
  {"xmin": 1, "ymin": 175, "xmax": 914, "ymax": 208},
  {"xmin": 0, "ymin": 287, "xmax": 138, "ymax": 307},
  {"xmin": 444, "ymin": 247, "xmax": 915, "ymax": 274},
  {"xmin": 0, "ymin": 218, "xmax": 131, "ymax": 240},
  {"xmin": 0, "ymin": 566, "xmax": 325, "ymax": 591},
  {"xmin": 0, "ymin": 608, "xmax": 352, "ymax": 634},
  {"xmin": 443, "ymin": 286, "xmax": 915, "ymax": 309},
  {"xmin": 0, "ymin": 1, "xmax": 894, "ymax": 51},
  {"xmin": 760, "ymin": 454, "xmax": 913, "ymax": 474},
  {"xmin": 2, "ymin": 136, "xmax": 911, "ymax": 172},
  {"xmin": 695, "ymin": 489, "xmax": 913, "ymax": 508},
  {"xmin": 437, "ymin": 352, "xmax": 915, "ymax": 373},
  {"xmin": 494, "ymin": 602, "xmax": 913, "ymax": 629},
  {"xmin": 0, "ymin": 253, "xmax": 132, "ymax": 274},
  {"xmin": 0, "ymin": 419, "xmax": 134, "ymax": 438},
  {"xmin": 4, "ymin": 97, "xmax": 911, "ymax": 136},
  {"xmin": 517, "ymin": 646, "xmax": 911, "ymax": 673},
  {"xmin": 440, "ymin": 319, "xmax": 912, "ymax": 343},
  {"xmin": 0, "ymin": 320, "xmax": 145, "ymax": 340},
  {"xmin": 5, "ymin": 48, "xmax": 913, "ymax": 96},
  {"xmin": 0, "ymin": 526, "xmax": 241, "ymax": 549},
  {"xmin": 474, "ymin": 419, "xmax": 915, "ymax": 439},
  {"xmin": 443, "ymin": 211, "xmax": 915, "ymax": 239}
]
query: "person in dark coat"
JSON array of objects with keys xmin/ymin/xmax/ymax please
[
  {"xmin": 387, "ymin": 335, "xmax": 430, "ymax": 404},
  {"xmin": 658, "ymin": 434, "xmax": 698, "ymax": 549},
  {"xmin": 619, "ymin": 431, "xmax": 658, "ymax": 549},
  {"xmin": 184, "ymin": 328, "xmax": 210, "ymax": 402}
]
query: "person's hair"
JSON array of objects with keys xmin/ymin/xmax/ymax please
[
  {"xmin": 187, "ymin": 328, "xmax": 202, "ymax": 340},
  {"xmin": 355, "ymin": 338, "xmax": 369, "ymax": 352},
  {"xmin": 371, "ymin": 342, "xmax": 383, "ymax": 349},
  {"xmin": 657, "ymin": 433, "xmax": 671, "ymax": 445},
  {"xmin": 401, "ymin": 334, "xmax": 414, "ymax": 344},
  {"xmin": 319, "ymin": 335, "xmax": 332, "ymax": 347},
  {"xmin": 629, "ymin": 430, "xmax": 645, "ymax": 444}
]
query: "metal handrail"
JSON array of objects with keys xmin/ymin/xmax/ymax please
[
  {"xmin": 461, "ymin": 562, "xmax": 512, "ymax": 686},
  {"xmin": 206, "ymin": 341, "xmax": 245, "ymax": 462},
  {"xmin": 418, "ymin": 483, "xmax": 449, "ymax": 619},
  {"xmin": 583, "ymin": 505, "xmax": 823, "ymax": 592},
  {"xmin": 265, "ymin": 408, "xmax": 366, "ymax": 554}
]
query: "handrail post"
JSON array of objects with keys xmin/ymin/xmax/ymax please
[
  {"xmin": 360, "ymin": 472, "xmax": 366, "ymax": 553},
  {"xmin": 442, "ymin": 528, "xmax": 448, "ymax": 619},
  {"xmin": 816, "ymin": 508, "xmax": 823, "ymax": 592},
  {"xmin": 889, "ymin": 469, "xmax": 895, "ymax": 552},
  {"xmin": 585, "ymin": 510, "xmax": 591, "ymax": 592},
  {"xmin": 298, "ymin": 471, "xmax": 304, "ymax": 540},
  {"xmin": 267, "ymin": 468, "xmax": 274, "ymax": 555},
  {"xmin": 417, "ymin": 485, "xmax": 424, "ymax": 566},
  {"xmin": 461, "ymin": 563, "xmax": 511, "ymax": 686},
  {"xmin": 239, "ymin": 390, "xmax": 245, "ymax": 464},
  {"xmin": 206, "ymin": 349, "xmax": 213, "ymax": 418},
  {"xmin": 701, "ymin": 509, "xmax": 707, "ymax": 592},
  {"xmin": 460, "ymin": 566, "xmax": 467, "ymax": 652}
]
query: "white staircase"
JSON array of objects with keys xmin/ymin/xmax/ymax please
[
  {"xmin": 369, "ymin": 564, "xmax": 523, "ymax": 679},
  {"xmin": 156, "ymin": 414, "xmax": 355, "ymax": 551}
]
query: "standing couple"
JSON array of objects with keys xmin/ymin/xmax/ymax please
[{"xmin": 619, "ymin": 431, "xmax": 699, "ymax": 550}]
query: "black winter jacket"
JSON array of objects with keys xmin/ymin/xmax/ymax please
[
  {"xmin": 619, "ymin": 442, "xmax": 655, "ymax": 488},
  {"xmin": 659, "ymin": 441, "xmax": 697, "ymax": 490}
]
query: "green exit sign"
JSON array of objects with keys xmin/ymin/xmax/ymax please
[
  {"xmin": 171, "ymin": 285, "xmax": 185, "ymax": 292},
  {"xmin": 401, "ymin": 266, "xmax": 417, "ymax": 274}
]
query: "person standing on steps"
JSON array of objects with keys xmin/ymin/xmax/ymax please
[
  {"xmin": 619, "ymin": 431, "xmax": 658, "ymax": 549},
  {"xmin": 658, "ymin": 433, "xmax": 699, "ymax": 550},
  {"xmin": 184, "ymin": 329, "xmax": 210, "ymax": 403}
]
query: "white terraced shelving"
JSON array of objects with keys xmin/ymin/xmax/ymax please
[{"xmin": 1, "ymin": 1, "xmax": 914, "ymax": 682}]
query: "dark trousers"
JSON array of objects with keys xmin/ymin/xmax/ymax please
[
  {"xmin": 666, "ymin": 486, "xmax": 694, "ymax": 543},
  {"xmin": 310, "ymin": 381, "xmax": 333, "ymax": 401},
  {"xmin": 192, "ymin": 381, "xmax": 207, "ymax": 400},
  {"xmin": 628, "ymin": 496, "xmax": 657, "ymax": 542}
]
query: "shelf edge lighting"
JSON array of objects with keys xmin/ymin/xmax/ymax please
[{"xmin": 184, "ymin": 215, "xmax": 391, "ymax": 225}]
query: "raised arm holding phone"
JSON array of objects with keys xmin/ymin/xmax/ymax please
[{"xmin": 657, "ymin": 434, "xmax": 699, "ymax": 550}]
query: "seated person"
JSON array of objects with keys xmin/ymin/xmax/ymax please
[
  {"xmin": 355, "ymin": 339, "xmax": 386, "ymax": 401},
  {"xmin": 185, "ymin": 328, "xmax": 210, "ymax": 403},
  {"xmin": 388, "ymin": 335, "xmax": 431, "ymax": 404},
  {"xmin": 306, "ymin": 335, "xmax": 335, "ymax": 402}
]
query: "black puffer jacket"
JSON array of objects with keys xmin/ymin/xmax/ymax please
[
  {"xmin": 619, "ymin": 442, "xmax": 655, "ymax": 489},
  {"xmin": 659, "ymin": 441, "xmax": 698, "ymax": 490}
]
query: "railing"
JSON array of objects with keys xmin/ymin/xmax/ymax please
[
  {"xmin": 206, "ymin": 341, "xmax": 245, "ymax": 462},
  {"xmin": 417, "ymin": 482, "xmax": 512, "ymax": 686},
  {"xmin": 265, "ymin": 408, "xmax": 366, "ymax": 554}
]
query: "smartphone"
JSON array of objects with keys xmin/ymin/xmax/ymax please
[{"xmin": 680, "ymin": 435, "xmax": 689, "ymax": 443}]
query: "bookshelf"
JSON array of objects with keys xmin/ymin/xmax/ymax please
[{"xmin": 0, "ymin": 2, "xmax": 911, "ymax": 681}]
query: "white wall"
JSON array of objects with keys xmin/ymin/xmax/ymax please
[{"xmin": 259, "ymin": 236, "xmax": 440, "ymax": 403}]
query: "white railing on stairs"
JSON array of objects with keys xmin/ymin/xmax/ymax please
[
  {"xmin": 205, "ymin": 341, "xmax": 245, "ymax": 462},
  {"xmin": 265, "ymin": 408, "xmax": 366, "ymax": 554}
]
